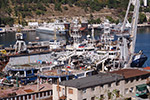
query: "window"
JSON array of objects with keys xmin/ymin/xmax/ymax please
[
  {"xmin": 124, "ymin": 88, "xmax": 128, "ymax": 94},
  {"xmin": 82, "ymin": 88, "xmax": 86, "ymax": 93},
  {"xmin": 28, "ymin": 94, "xmax": 31, "ymax": 99},
  {"xmin": 136, "ymin": 76, "xmax": 140, "ymax": 81},
  {"xmin": 91, "ymin": 87, "xmax": 95, "ymax": 91},
  {"xmin": 36, "ymin": 93, "xmax": 39, "ymax": 98},
  {"xmin": 116, "ymin": 81, "xmax": 120, "ymax": 86},
  {"xmin": 100, "ymin": 95, "xmax": 104, "ymax": 100},
  {"xmin": 101, "ymin": 85, "xmax": 104, "ymax": 88},
  {"xmin": 91, "ymin": 97, "xmax": 95, "ymax": 100},
  {"xmin": 116, "ymin": 90, "xmax": 120, "ymax": 98},
  {"xmin": 108, "ymin": 92, "xmax": 112, "ymax": 99},
  {"xmin": 108, "ymin": 83, "xmax": 111, "ymax": 87},
  {"xmin": 130, "ymin": 78, "xmax": 134, "ymax": 83},
  {"xmin": 57, "ymin": 86, "xmax": 61, "ymax": 91},
  {"xmin": 47, "ymin": 91, "xmax": 50, "ymax": 95},
  {"xmin": 125, "ymin": 79, "xmax": 129, "ymax": 84},
  {"xmin": 26, "ymin": 70, "xmax": 32, "ymax": 75},
  {"xmin": 40, "ymin": 92, "xmax": 42, "ymax": 97},
  {"xmin": 20, "ymin": 71, "xmax": 24, "ymax": 75},
  {"xmin": 44, "ymin": 92, "xmax": 46, "ymax": 96},
  {"xmin": 129, "ymin": 87, "xmax": 134, "ymax": 93},
  {"xmin": 68, "ymin": 88, "xmax": 73, "ymax": 94}
]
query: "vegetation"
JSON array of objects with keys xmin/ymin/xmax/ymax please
[
  {"xmin": 0, "ymin": 17, "xmax": 14, "ymax": 26},
  {"xmin": 139, "ymin": 13, "xmax": 147, "ymax": 24},
  {"xmin": 0, "ymin": 0, "xmax": 149, "ymax": 25}
]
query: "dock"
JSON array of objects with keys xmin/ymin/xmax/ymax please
[{"xmin": 4, "ymin": 27, "xmax": 36, "ymax": 33}]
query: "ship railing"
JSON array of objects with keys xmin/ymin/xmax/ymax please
[{"xmin": 7, "ymin": 64, "xmax": 54, "ymax": 70}]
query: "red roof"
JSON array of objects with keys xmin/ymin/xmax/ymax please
[
  {"xmin": 0, "ymin": 83, "xmax": 52, "ymax": 98},
  {"xmin": 79, "ymin": 27, "xmax": 86, "ymax": 31},
  {"xmin": 143, "ymin": 67, "xmax": 150, "ymax": 70},
  {"xmin": 110, "ymin": 68, "xmax": 150, "ymax": 79}
]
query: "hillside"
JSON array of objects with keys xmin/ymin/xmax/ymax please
[{"xmin": 0, "ymin": 0, "xmax": 149, "ymax": 26}]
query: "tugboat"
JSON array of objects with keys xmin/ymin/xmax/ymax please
[{"xmin": 131, "ymin": 50, "xmax": 147, "ymax": 67}]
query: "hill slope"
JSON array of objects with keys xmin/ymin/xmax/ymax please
[{"xmin": 0, "ymin": 0, "xmax": 149, "ymax": 26}]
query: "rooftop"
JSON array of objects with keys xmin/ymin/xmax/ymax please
[
  {"xmin": 0, "ymin": 83, "xmax": 52, "ymax": 98},
  {"xmin": 60, "ymin": 73, "xmax": 123, "ymax": 89},
  {"xmin": 143, "ymin": 67, "xmax": 150, "ymax": 70},
  {"xmin": 110, "ymin": 68, "xmax": 150, "ymax": 79},
  {"xmin": 39, "ymin": 68, "xmax": 93, "ymax": 77}
]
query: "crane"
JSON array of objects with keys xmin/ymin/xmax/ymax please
[{"xmin": 121, "ymin": 0, "xmax": 147, "ymax": 67}]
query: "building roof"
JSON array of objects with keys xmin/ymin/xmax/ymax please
[
  {"xmin": 60, "ymin": 73, "xmax": 123, "ymax": 89},
  {"xmin": 143, "ymin": 67, "xmax": 150, "ymax": 70},
  {"xmin": 0, "ymin": 83, "xmax": 52, "ymax": 98},
  {"xmin": 110, "ymin": 68, "xmax": 150, "ymax": 79}
]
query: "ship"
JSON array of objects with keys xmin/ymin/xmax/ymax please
[{"xmin": 36, "ymin": 20, "xmax": 66, "ymax": 35}]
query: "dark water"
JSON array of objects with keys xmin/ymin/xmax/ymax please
[
  {"xmin": 0, "ymin": 28, "xmax": 150, "ymax": 67},
  {"xmin": 136, "ymin": 27, "xmax": 150, "ymax": 67}
]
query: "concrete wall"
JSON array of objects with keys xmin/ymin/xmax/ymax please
[{"xmin": 53, "ymin": 84, "xmax": 78, "ymax": 100}]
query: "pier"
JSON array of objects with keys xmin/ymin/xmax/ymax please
[{"xmin": 4, "ymin": 27, "xmax": 36, "ymax": 33}]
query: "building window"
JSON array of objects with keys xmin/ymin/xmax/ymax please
[
  {"xmin": 116, "ymin": 90, "xmax": 120, "ymax": 98},
  {"xmin": 82, "ymin": 88, "xmax": 86, "ymax": 93},
  {"xmin": 116, "ymin": 81, "xmax": 120, "ymax": 86},
  {"xmin": 101, "ymin": 85, "xmax": 104, "ymax": 88},
  {"xmin": 40, "ymin": 92, "xmax": 43, "ymax": 97},
  {"xmin": 68, "ymin": 88, "xmax": 73, "ymax": 94},
  {"xmin": 129, "ymin": 87, "xmax": 134, "ymax": 93},
  {"xmin": 125, "ymin": 88, "xmax": 128, "ymax": 94},
  {"xmin": 28, "ymin": 94, "xmax": 31, "ymax": 99},
  {"xmin": 108, "ymin": 83, "xmax": 111, "ymax": 87},
  {"xmin": 47, "ymin": 91, "xmax": 50, "ymax": 95},
  {"xmin": 57, "ymin": 86, "xmax": 61, "ymax": 91},
  {"xmin": 36, "ymin": 93, "xmax": 39, "ymax": 98},
  {"xmin": 130, "ymin": 78, "xmax": 134, "ymax": 83},
  {"xmin": 25, "ymin": 95, "xmax": 27, "ymax": 100},
  {"xmin": 44, "ymin": 92, "xmax": 46, "ymax": 96},
  {"xmin": 108, "ymin": 92, "xmax": 112, "ymax": 99},
  {"xmin": 91, "ymin": 87, "xmax": 95, "ymax": 91},
  {"xmin": 91, "ymin": 97, "xmax": 95, "ymax": 100},
  {"xmin": 100, "ymin": 95, "xmax": 104, "ymax": 100},
  {"xmin": 125, "ymin": 79, "xmax": 129, "ymax": 84},
  {"xmin": 136, "ymin": 76, "xmax": 140, "ymax": 81}
]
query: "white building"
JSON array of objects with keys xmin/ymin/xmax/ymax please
[{"xmin": 28, "ymin": 22, "xmax": 38, "ymax": 28}]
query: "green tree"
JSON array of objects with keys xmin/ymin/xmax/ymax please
[
  {"xmin": 139, "ymin": 13, "xmax": 147, "ymax": 24},
  {"xmin": 54, "ymin": 3, "xmax": 62, "ymax": 11}
]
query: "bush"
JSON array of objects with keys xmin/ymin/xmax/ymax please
[
  {"xmin": 139, "ymin": 13, "xmax": 147, "ymax": 24},
  {"xmin": 54, "ymin": 3, "xmax": 62, "ymax": 11},
  {"xmin": 106, "ymin": 16, "xmax": 115, "ymax": 23},
  {"xmin": 63, "ymin": 6, "xmax": 68, "ymax": 10},
  {"xmin": 36, "ymin": 10, "xmax": 44, "ymax": 15},
  {"xmin": 0, "ymin": 17, "xmax": 14, "ymax": 26}
]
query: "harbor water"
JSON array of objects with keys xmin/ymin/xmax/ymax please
[{"xmin": 0, "ymin": 27, "xmax": 150, "ymax": 67}]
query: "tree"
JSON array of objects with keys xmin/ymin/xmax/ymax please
[
  {"xmin": 54, "ymin": 3, "xmax": 62, "ymax": 11},
  {"xmin": 139, "ymin": 13, "xmax": 147, "ymax": 24}
]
